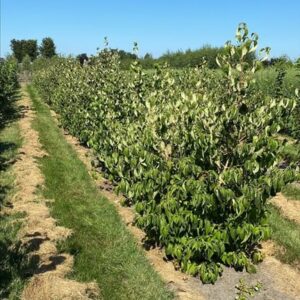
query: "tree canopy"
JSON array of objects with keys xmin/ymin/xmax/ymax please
[
  {"xmin": 10, "ymin": 39, "xmax": 38, "ymax": 62},
  {"xmin": 40, "ymin": 37, "xmax": 56, "ymax": 58}
]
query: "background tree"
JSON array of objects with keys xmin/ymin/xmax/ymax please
[
  {"xmin": 23, "ymin": 40, "xmax": 38, "ymax": 61},
  {"xmin": 109, "ymin": 49, "xmax": 137, "ymax": 69},
  {"xmin": 262, "ymin": 55, "xmax": 293, "ymax": 68},
  {"xmin": 141, "ymin": 53, "xmax": 155, "ymax": 69},
  {"xmin": 10, "ymin": 39, "xmax": 23, "ymax": 62},
  {"xmin": 10, "ymin": 39, "xmax": 38, "ymax": 62},
  {"xmin": 40, "ymin": 37, "xmax": 56, "ymax": 58}
]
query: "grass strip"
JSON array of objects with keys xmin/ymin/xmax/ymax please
[{"xmin": 269, "ymin": 205, "xmax": 300, "ymax": 266}]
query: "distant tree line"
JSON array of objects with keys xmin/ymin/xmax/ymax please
[
  {"xmin": 10, "ymin": 37, "xmax": 56, "ymax": 62},
  {"xmin": 75, "ymin": 46, "xmax": 233, "ymax": 70},
  {"xmin": 76, "ymin": 49, "xmax": 138, "ymax": 69},
  {"xmin": 112, "ymin": 49, "xmax": 138, "ymax": 69},
  {"xmin": 11, "ymin": 36, "xmax": 296, "ymax": 71},
  {"xmin": 76, "ymin": 45, "xmax": 255, "ymax": 70},
  {"xmin": 155, "ymin": 45, "xmax": 225, "ymax": 68},
  {"xmin": 262, "ymin": 55, "xmax": 294, "ymax": 68}
]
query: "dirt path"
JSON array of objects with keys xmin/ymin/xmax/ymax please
[
  {"xmin": 270, "ymin": 193, "xmax": 300, "ymax": 225},
  {"xmin": 9, "ymin": 87, "xmax": 100, "ymax": 300}
]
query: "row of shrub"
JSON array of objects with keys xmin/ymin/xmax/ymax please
[
  {"xmin": 32, "ymin": 24, "xmax": 298, "ymax": 283},
  {"xmin": 0, "ymin": 58, "xmax": 19, "ymax": 126},
  {"xmin": 0, "ymin": 58, "xmax": 19, "ymax": 105},
  {"xmin": 0, "ymin": 49, "xmax": 22, "ymax": 299},
  {"xmin": 108, "ymin": 46, "xmax": 297, "ymax": 70}
]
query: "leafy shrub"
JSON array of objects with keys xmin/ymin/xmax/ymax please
[
  {"xmin": 0, "ymin": 58, "xmax": 19, "ymax": 121},
  {"xmin": 33, "ymin": 24, "xmax": 297, "ymax": 283}
]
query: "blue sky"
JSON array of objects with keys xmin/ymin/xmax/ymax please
[{"xmin": 1, "ymin": 0, "xmax": 300, "ymax": 59}]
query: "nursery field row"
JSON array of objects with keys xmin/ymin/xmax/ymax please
[{"xmin": 32, "ymin": 24, "xmax": 299, "ymax": 283}]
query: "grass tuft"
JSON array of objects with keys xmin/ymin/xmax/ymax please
[
  {"xmin": 269, "ymin": 206, "xmax": 300, "ymax": 266},
  {"xmin": 282, "ymin": 183, "xmax": 300, "ymax": 201}
]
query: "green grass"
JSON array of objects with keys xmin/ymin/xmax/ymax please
[
  {"xmin": 27, "ymin": 85, "xmax": 173, "ymax": 300},
  {"xmin": 282, "ymin": 183, "xmax": 300, "ymax": 201},
  {"xmin": 269, "ymin": 206, "xmax": 300, "ymax": 266},
  {"xmin": 0, "ymin": 100, "xmax": 28, "ymax": 299}
]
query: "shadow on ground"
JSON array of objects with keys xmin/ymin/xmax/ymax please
[{"xmin": 0, "ymin": 90, "xmax": 41, "ymax": 298}]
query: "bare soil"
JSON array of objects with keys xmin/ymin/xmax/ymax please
[{"xmin": 9, "ymin": 88, "xmax": 100, "ymax": 300}]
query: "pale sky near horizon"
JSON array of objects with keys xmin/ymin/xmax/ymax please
[{"xmin": 1, "ymin": 0, "xmax": 300, "ymax": 59}]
